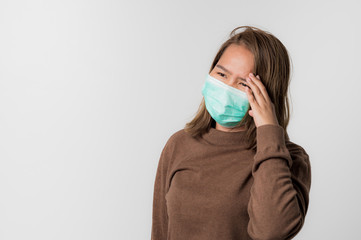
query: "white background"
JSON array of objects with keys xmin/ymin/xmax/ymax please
[{"xmin": 1, "ymin": 0, "xmax": 360, "ymax": 239}]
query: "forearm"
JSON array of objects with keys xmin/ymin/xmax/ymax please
[{"xmin": 247, "ymin": 124, "xmax": 309, "ymax": 240}]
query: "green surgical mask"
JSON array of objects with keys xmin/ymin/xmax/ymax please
[{"xmin": 201, "ymin": 74, "xmax": 250, "ymax": 127}]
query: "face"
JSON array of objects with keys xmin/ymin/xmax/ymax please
[{"xmin": 210, "ymin": 43, "xmax": 254, "ymax": 93}]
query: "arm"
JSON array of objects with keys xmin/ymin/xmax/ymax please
[
  {"xmin": 151, "ymin": 141, "xmax": 172, "ymax": 240},
  {"xmin": 247, "ymin": 124, "xmax": 311, "ymax": 240}
]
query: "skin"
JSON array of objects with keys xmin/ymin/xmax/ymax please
[{"xmin": 209, "ymin": 44, "xmax": 279, "ymax": 132}]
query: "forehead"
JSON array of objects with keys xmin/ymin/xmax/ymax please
[{"xmin": 217, "ymin": 44, "xmax": 254, "ymax": 74}]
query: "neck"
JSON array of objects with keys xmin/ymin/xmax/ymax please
[{"xmin": 215, "ymin": 123, "xmax": 247, "ymax": 132}]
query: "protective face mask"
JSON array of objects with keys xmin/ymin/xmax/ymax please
[{"xmin": 201, "ymin": 74, "xmax": 250, "ymax": 127}]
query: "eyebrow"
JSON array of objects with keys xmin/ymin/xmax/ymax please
[{"xmin": 215, "ymin": 64, "xmax": 247, "ymax": 81}]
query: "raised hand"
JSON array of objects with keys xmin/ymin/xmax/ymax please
[{"xmin": 245, "ymin": 73, "xmax": 279, "ymax": 128}]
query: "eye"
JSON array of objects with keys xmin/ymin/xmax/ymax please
[
  {"xmin": 217, "ymin": 72, "xmax": 226, "ymax": 78},
  {"xmin": 239, "ymin": 82, "xmax": 249, "ymax": 87}
]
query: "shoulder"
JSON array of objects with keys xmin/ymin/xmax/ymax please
[
  {"xmin": 161, "ymin": 128, "xmax": 197, "ymax": 156},
  {"xmin": 160, "ymin": 128, "xmax": 189, "ymax": 153},
  {"xmin": 285, "ymin": 140, "xmax": 310, "ymax": 162},
  {"xmin": 164, "ymin": 128, "xmax": 192, "ymax": 147},
  {"xmin": 159, "ymin": 129, "xmax": 191, "ymax": 166},
  {"xmin": 286, "ymin": 140, "xmax": 311, "ymax": 181}
]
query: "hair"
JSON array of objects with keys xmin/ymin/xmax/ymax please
[{"xmin": 184, "ymin": 25, "xmax": 292, "ymax": 151}]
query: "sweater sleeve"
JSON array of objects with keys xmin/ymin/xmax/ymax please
[
  {"xmin": 151, "ymin": 139, "xmax": 173, "ymax": 240},
  {"xmin": 247, "ymin": 124, "xmax": 311, "ymax": 240}
]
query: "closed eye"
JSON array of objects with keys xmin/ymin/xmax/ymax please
[
  {"xmin": 217, "ymin": 72, "xmax": 226, "ymax": 78},
  {"xmin": 239, "ymin": 82, "xmax": 249, "ymax": 88}
]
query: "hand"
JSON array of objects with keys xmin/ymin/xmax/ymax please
[{"xmin": 245, "ymin": 73, "xmax": 279, "ymax": 128}]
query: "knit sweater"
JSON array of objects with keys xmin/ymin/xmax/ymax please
[{"xmin": 151, "ymin": 124, "xmax": 311, "ymax": 240}]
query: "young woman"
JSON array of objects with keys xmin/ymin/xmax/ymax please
[{"xmin": 151, "ymin": 26, "xmax": 311, "ymax": 240}]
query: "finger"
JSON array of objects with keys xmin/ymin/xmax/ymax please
[
  {"xmin": 248, "ymin": 73, "xmax": 267, "ymax": 103},
  {"xmin": 246, "ymin": 76, "xmax": 265, "ymax": 105},
  {"xmin": 245, "ymin": 85, "xmax": 259, "ymax": 108},
  {"xmin": 248, "ymin": 73, "xmax": 269, "ymax": 103}
]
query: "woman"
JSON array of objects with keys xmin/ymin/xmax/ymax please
[{"xmin": 151, "ymin": 26, "xmax": 311, "ymax": 240}]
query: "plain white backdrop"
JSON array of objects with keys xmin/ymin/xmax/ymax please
[{"xmin": 1, "ymin": 0, "xmax": 360, "ymax": 239}]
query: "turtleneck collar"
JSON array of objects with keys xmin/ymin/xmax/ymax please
[{"xmin": 201, "ymin": 127, "xmax": 248, "ymax": 146}]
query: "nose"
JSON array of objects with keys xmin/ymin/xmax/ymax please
[{"xmin": 225, "ymin": 77, "xmax": 238, "ymax": 89}]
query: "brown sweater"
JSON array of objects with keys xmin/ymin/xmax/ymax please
[{"xmin": 151, "ymin": 124, "xmax": 311, "ymax": 240}]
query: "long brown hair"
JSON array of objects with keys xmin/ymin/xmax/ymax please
[{"xmin": 184, "ymin": 26, "xmax": 292, "ymax": 151}]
